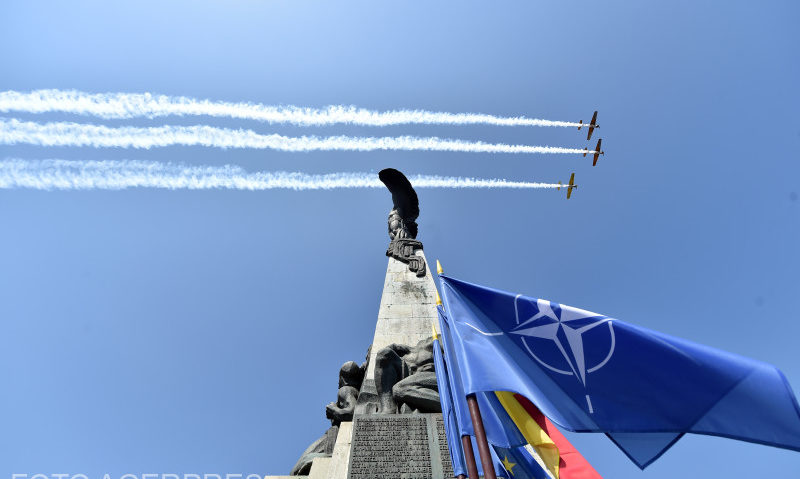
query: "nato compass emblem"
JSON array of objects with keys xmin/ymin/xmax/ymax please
[{"xmin": 511, "ymin": 295, "xmax": 615, "ymax": 414}]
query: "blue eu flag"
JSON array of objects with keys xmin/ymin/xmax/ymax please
[{"xmin": 440, "ymin": 275, "xmax": 800, "ymax": 469}]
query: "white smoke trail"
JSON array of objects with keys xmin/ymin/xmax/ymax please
[
  {"xmin": 0, "ymin": 89, "xmax": 584, "ymax": 128},
  {"xmin": 0, "ymin": 159, "xmax": 564, "ymax": 191},
  {"xmin": 0, "ymin": 119, "xmax": 594, "ymax": 155}
]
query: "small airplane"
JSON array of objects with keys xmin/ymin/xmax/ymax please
[
  {"xmin": 578, "ymin": 111, "xmax": 599, "ymax": 140},
  {"xmin": 583, "ymin": 138, "xmax": 604, "ymax": 166},
  {"xmin": 557, "ymin": 172, "xmax": 578, "ymax": 199}
]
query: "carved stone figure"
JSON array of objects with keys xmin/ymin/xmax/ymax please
[
  {"xmin": 326, "ymin": 360, "xmax": 365, "ymax": 425},
  {"xmin": 379, "ymin": 168, "xmax": 426, "ymax": 277},
  {"xmin": 379, "ymin": 168, "xmax": 419, "ymax": 240},
  {"xmin": 374, "ymin": 337, "xmax": 441, "ymax": 414},
  {"xmin": 291, "ymin": 360, "xmax": 366, "ymax": 475},
  {"xmin": 385, "ymin": 238, "xmax": 426, "ymax": 277}
]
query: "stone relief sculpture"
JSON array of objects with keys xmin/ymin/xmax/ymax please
[
  {"xmin": 326, "ymin": 360, "xmax": 366, "ymax": 425},
  {"xmin": 374, "ymin": 337, "xmax": 441, "ymax": 414},
  {"xmin": 379, "ymin": 168, "xmax": 426, "ymax": 277},
  {"xmin": 291, "ymin": 339, "xmax": 443, "ymax": 474}
]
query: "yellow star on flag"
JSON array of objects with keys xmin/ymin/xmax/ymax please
[{"xmin": 502, "ymin": 455, "xmax": 517, "ymax": 476}]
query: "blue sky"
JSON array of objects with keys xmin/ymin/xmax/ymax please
[{"xmin": 1, "ymin": 0, "xmax": 799, "ymax": 477}]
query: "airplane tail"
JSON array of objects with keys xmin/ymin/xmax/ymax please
[{"xmin": 578, "ymin": 120, "xmax": 583, "ymax": 130}]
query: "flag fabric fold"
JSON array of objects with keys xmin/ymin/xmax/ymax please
[
  {"xmin": 510, "ymin": 393, "xmax": 604, "ymax": 479},
  {"xmin": 438, "ymin": 306, "xmax": 533, "ymax": 478},
  {"xmin": 432, "ymin": 322, "xmax": 468, "ymax": 477},
  {"xmin": 495, "ymin": 391, "xmax": 561, "ymax": 478},
  {"xmin": 440, "ymin": 307, "xmax": 580, "ymax": 479},
  {"xmin": 438, "ymin": 275, "xmax": 800, "ymax": 469}
]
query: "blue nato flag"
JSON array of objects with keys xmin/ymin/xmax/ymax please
[{"xmin": 439, "ymin": 275, "xmax": 800, "ymax": 469}]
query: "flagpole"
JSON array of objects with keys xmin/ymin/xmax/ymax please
[
  {"xmin": 432, "ymin": 316, "xmax": 474, "ymax": 479},
  {"xmin": 467, "ymin": 394, "xmax": 498, "ymax": 479},
  {"xmin": 436, "ymin": 260, "xmax": 484, "ymax": 479},
  {"xmin": 461, "ymin": 435, "xmax": 479, "ymax": 479}
]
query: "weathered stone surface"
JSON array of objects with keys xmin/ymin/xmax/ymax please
[
  {"xmin": 327, "ymin": 421, "xmax": 354, "ymax": 479},
  {"xmin": 366, "ymin": 254, "xmax": 438, "ymax": 378},
  {"xmin": 308, "ymin": 457, "xmax": 331, "ymax": 479},
  {"xmin": 347, "ymin": 414, "xmax": 453, "ymax": 479},
  {"xmin": 356, "ymin": 252, "xmax": 439, "ymax": 415},
  {"xmin": 386, "ymin": 238, "xmax": 426, "ymax": 277},
  {"xmin": 434, "ymin": 415, "xmax": 455, "ymax": 478}
]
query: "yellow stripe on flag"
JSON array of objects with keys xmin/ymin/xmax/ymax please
[{"xmin": 495, "ymin": 391, "xmax": 561, "ymax": 479}]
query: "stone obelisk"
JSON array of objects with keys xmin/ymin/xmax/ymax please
[
  {"xmin": 354, "ymin": 251, "xmax": 439, "ymax": 415},
  {"xmin": 278, "ymin": 169, "xmax": 453, "ymax": 479}
]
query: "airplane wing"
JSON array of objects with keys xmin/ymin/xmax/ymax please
[
  {"xmin": 593, "ymin": 139, "xmax": 602, "ymax": 166},
  {"xmin": 587, "ymin": 111, "xmax": 598, "ymax": 140},
  {"xmin": 567, "ymin": 173, "xmax": 575, "ymax": 199}
]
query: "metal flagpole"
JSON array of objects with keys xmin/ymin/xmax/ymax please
[
  {"xmin": 467, "ymin": 394, "xmax": 498, "ymax": 479},
  {"xmin": 436, "ymin": 260, "xmax": 485, "ymax": 479},
  {"xmin": 461, "ymin": 435, "xmax": 479, "ymax": 479}
]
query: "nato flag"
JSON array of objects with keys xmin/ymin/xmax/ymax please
[{"xmin": 439, "ymin": 275, "xmax": 800, "ymax": 469}]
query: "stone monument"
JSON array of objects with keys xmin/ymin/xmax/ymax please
[{"xmin": 277, "ymin": 168, "xmax": 454, "ymax": 479}]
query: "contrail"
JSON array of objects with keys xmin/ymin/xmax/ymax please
[
  {"xmin": 0, "ymin": 159, "xmax": 564, "ymax": 191},
  {"xmin": 0, "ymin": 118, "xmax": 595, "ymax": 155},
  {"xmin": 0, "ymin": 89, "xmax": 584, "ymax": 128}
]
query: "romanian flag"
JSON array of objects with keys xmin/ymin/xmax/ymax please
[{"xmin": 495, "ymin": 391, "xmax": 602, "ymax": 479}]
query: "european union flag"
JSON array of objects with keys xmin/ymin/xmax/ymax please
[
  {"xmin": 439, "ymin": 275, "xmax": 800, "ymax": 468},
  {"xmin": 493, "ymin": 445, "xmax": 551, "ymax": 479}
]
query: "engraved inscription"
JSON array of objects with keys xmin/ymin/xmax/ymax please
[
  {"xmin": 349, "ymin": 415, "xmax": 433, "ymax": 479},
  {"xmin": 434, "ymin": 416, "xmax": 454, "ymax": 478}
]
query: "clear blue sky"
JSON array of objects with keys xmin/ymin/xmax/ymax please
[{"xmin": 1, "ymin": 1, "xmax": 798, "ymax": 477}]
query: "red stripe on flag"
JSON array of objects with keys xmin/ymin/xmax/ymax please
[{"xmin": 514, "ymin": 394, "xmax": 603, "ymax": 479}]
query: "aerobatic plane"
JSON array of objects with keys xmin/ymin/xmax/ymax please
[
  {"xmin": 578, "ymin": 111, "xmax": 599, "ymax": 140},
  {"xmin": 583, "ymin": 139, "xmax": 604, "ymax": 166},
  {"xmin": 558, "ymin": 172, "xmax": 578, "ymax": 199}
]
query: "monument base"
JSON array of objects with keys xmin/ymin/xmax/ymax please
[{"xmin": 348, "ymin": 413, "xmax": 454, "ymax": 479}]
